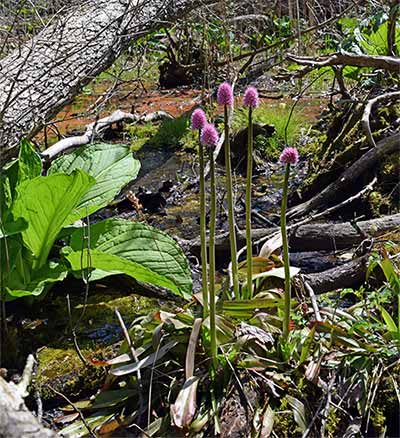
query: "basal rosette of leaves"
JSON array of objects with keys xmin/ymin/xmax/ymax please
[
  {"xmin": 0, "ymin": 140, "xmax": 192, "ymax": 301},
  {"xmin": 60, "ymin": 256, "xmax": 400, "ymax": 438}
]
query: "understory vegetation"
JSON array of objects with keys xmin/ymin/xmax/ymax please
[{"xmin": 0, "ymin": 1, "xmax": 399, "ymax": 437}]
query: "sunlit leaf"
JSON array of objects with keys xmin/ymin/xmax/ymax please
[
  {"xmin": 18, "ymin": 139, "xmax": 42, "ymax": 183},
  {"xmin": 299, "ymin": 326, "xmax": 315, "ymax": 365},
  {"xmin": 110, "ymin": 341, "xmax": 178, "ymax": 376},
  {"xmin": 260, "ymin": 405, "xmax": 274, "ymax": 437},
  {"xmin": 68, "ymin": 219, "xmax": 192, "ymax": 299},
  {"xmin": 49, "ymin": 143, "xmax": 140, "ymax": 215},
  {"xmin": 64, "ymin": 249, "xmax": 183, "ymax": 297},
  {"xmin": 60, "ymin": 411, "xmax": 114, "ymax": 438},
  {"xmin": 286, "ymin": 395, "xmax": 308, "ymax": 433},
  {"xmin": 91, "ymin": 389, "xmax": 136, "ymax": 409},
  {"xmin": 12, "ymin": 170, "xmax": 95, "ymax": 268}
]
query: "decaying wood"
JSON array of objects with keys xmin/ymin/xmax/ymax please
[
  {"xmin": 287, "ymin": 52, "xmax": 400, "ymax": 73},
  {"xmin": 41, "ymin": 110, "xmax": 139, "ymax": 160},
  {"xmin": 181, "ymin": 213, "xmax": 400, "ymax": 258},
  {"xmin": 0, "ymin": 355, "xmax": 57, "ymax": 437},
  {"xmin": 0, "ymin": 0, "xmax": 210, "ymax": 165},
  {"xmin": 287, "ymin": 132, "xmax": 400, "ymax": 219},
  {"xmin": 289, "ymin": 213, "xmax": 400, "ymax": 251},
  {"xmin": 304, "ymin": 255, "xmax": 369, "ymax": 294},
  {"xmin": 41, "ymin": 109, "xmax": 173, "ymax": 160}
]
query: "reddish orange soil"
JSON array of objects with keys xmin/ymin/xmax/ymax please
[{"xmin": 35, "ymin": 83, "xmax": 327, "ymax": 147}]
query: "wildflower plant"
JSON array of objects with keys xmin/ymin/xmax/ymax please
[
  {"xmin": 243, "ymin": 86, "xmax": 259, "ymax": 298},
  {"xmin": 279, "ymin": 147, "xmax": 299, "ymax": 339},
  {"xmin": 217, "ymin": 82, "xmax": 240, "ymax": 299},
  {"xmin": 191, "ymin": 108, "xmax": 209, "ymax": 317},
  {"xmin": 200, "ymin": 122, "xmax": 219, "ymax": 368}
]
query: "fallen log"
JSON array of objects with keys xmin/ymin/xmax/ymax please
[
  {"xmin": 287, "ymin": 132, "xmax": 400, "ymax": 219},
  {"xmin": 287, "ymin": 52, "xmax": 400, "ymax": 73},
  {"xmin": 0, "ymin": 0, "xmax": 211, "ymax": 165},
  {"xmin": 303, "ymin": 255, "xmax": 369, "ymax": 294},
  {"xmin": 41, "ymin": 109, "xmax": 173, "ymax": 160},
  {"xmin": 289, "ymin": 213, "xmax": 400, "ymax": 251},
  {"xmin": 180, "ymin": 213, "xmax": 400, "ymax": 260}
]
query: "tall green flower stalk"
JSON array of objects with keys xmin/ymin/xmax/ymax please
[
  {"xmin": 279, "ymin": 147, "xmax": 299, "ymax": 340},
  {"xmin": 243, "ymin": 86, "xmax": 259, "ymax": 299},
  {"xmin": 217, "ymin": 82, "xmax": 239, "ymax": 299},
  {"xmin": 191, "ymin": 109, "xmax": 209, "ymax": 317},
  {"xmin": 200, "ymin": 123, "xmax": 219, "ymax": 368}
]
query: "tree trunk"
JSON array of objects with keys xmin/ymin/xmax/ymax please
[{"xmin": 0, "ymin": 0, "xmax": 207, "ymax": 165}]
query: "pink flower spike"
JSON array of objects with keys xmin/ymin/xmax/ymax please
[
  {"xmin": 200, "ymin": 123, "xmax": 219, "ymax": 148},
  {"xmin": 279, "ymin": 147, "xmax": 299, "ymax": 165},
  {"xmin": 217, "ymin": 82, "xmax": 234, "ymax": 106},
  {"xmin": 191, "ymin": 108, "xmax": 207, "ymax": 130},
  {"xmin": 243, "ymin": 86, "xmax": 259, "ymax": 108}
]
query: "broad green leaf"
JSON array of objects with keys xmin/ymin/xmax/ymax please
[
  {"xmin": 359, "ymin": 22, "xmax": 388, "ymax": 55},
  {"xmin": 63, "ymin": 248, "xmax": 184, "ymax": 297},
  {"xmin": 0, "ymin": 236, "xmax": 23, "ymax": 284},
  {"xmin": 5, "ymin": 261, "xmax": 68, "ymax": 300},
  {"xmin": 49, "ymin": 143, "xmax": 140, "ymax": 215},
  {"xmin": 12, "ymin": 170, "xmax": 95, "ymax": 268},
  {"xmin": 68, "ymin": 219, "xmax": 192, "ymax": 298},
  {"xmin": 18, "ymin": 139, "xmax": 42, "ymax": 182}
]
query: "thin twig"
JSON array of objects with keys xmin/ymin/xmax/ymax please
[{"xmin": 47, "ymin": 385, "xmax": 96, "ymax": 438}]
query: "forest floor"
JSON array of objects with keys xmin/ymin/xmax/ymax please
[{"xmin": 4, "ymin": 72, "xmax": 399, "ymax": 437}]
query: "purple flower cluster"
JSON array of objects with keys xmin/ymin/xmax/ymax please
[
  {"xmin": 243, "ymin": 86, "xmax": 259, "ymax": 108},
  {"xmin": 279, "ymin": 147, "xmax": 299, "ymax": 165},
  {"xmin": 200, "ymin": 123, "xmax": 219, "ymax": 148},
  {"xmin": 217, "ymin": 82, "xmax": 234, "ymax": 106},
  {"xmin": 191, "ymin": 108, "xmax": 207, "ymax": 130}
]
